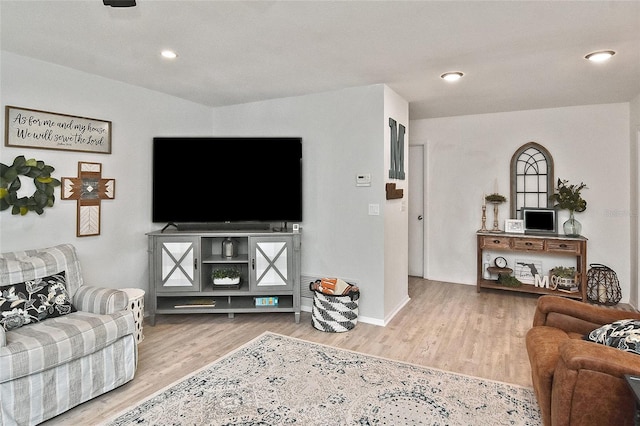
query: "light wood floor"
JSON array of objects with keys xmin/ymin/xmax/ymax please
[{"xmin": 41, "ymin": 278, "xmax": 569, "ymax": 424}]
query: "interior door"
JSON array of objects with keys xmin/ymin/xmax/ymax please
[{"xmin": 408, "ymin": 145, "xmax": 425, "ymax": 277}]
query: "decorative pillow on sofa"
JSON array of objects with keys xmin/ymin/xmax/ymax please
[
  {"xmin": 584, "ymin": 319, "xmax": 640, "ymax": 355},
  {"xmin": 0, "ymin": 271, "xmax": 76, "ymax": 331}
]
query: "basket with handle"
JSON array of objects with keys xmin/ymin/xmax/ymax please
[
  {"xmin": 310, "ymin": 281, "xmax": 360, "ymax": 333},
  {"xmin": 586, "ymin": 263, "xmax": 621, "ymax": 305}
]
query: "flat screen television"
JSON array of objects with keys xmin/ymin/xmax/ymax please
[
  {"xmin": 521, "ymin": 207, "xmax": 557, "ymax": 234},
  {"xmin": 152, "ymin": 137, "xmax": 302, "ymax": 229}
]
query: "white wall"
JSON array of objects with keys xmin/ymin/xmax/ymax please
[
  {"xmin": 410, "ymin": 103, "xmax": 633, "ymax": 301},
  {"xmin": 0, "ymin": 52, "xmax": 214, "ymax": 290},
  {"xmin": 209, "ymin": 85, "xmax": 396, "ymax": 322},
  {"xmin": 630, "ymin": 93, "xmax": 640, "ymax": 308},
  {"xmin": 383, "ymin": 86, "xmax": 410, "ymax": 322},
  {"xmin": 1, "ymin": 52, "xmax": 408, "ymax": 324}
]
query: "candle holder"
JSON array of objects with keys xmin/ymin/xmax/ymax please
[
  {"xmin": 484, "ymin": 193, "xmax": 507, "ymax": 233},
  {"xmin": 479, "ymin": 204, "xmax": 488, "ymax": 232},
  {"xmin": 490, "ymin": 202, "xmax": 501, "ymax": 232}
]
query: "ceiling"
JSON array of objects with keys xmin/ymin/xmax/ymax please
[{"xmin": 1, "ymin": 1, "xmax": 639, "ymax": 120}]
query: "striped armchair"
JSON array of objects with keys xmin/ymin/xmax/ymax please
[{"xmin": 0, "ymin": 244, "xmax": 138, "ymax": 426}]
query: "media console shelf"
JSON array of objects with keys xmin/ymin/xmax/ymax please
[
  {"xmin": 477, "ymin": 231, "xmax": 588, "ymax": 301},
  {"xmin": 147, "ymin": 229, "xmax": 301, "ymax": 325}
]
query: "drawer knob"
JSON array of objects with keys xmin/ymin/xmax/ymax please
[
  {"xmin": 493, "ymin": 240, "xmax": 500, "ymax": 244},
  {"xmin": 559, "ymin": 244, "xmax": 567, "ymax": 248},
  {"xmin": 525, "ymin": 242, "xmax": 532, "ymax": 246}
]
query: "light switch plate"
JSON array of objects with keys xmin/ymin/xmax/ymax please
[{"xmin": 356, "ymin": 173, "xmax": 371, "ymax": 187}]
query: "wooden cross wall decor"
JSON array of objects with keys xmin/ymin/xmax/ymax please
[{"xmin": 61, "ymin": 162, "xmax": 115, "ymax": 237}]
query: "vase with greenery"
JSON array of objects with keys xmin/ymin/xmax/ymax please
[{"xmin": 549, "ymin": 178, "xmax": 587, "ymax": 237}]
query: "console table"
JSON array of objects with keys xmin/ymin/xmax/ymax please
[
  {"xmin": 477, "ymin": 232, "xmax": 588, "ymax": 301},
  {"xmin": 147, "ymin": 229, "xmax": 301, "ymax": 325}
]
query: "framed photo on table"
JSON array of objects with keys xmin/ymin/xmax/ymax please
[{"xmin": 505, "ymin": 219, "xmax": 525, "ymax": 234}]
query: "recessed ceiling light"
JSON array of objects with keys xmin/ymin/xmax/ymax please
[
  {"xmin": 441, "ymin": 72, "xmax": 464, "ymax": 82},
  {"xmin": 585, "ymin": 50, "xmax": 615, "ymax": 63},
  {"xmin": 161, "ymin": 50, "xmax": 178, "ymax": 59}
]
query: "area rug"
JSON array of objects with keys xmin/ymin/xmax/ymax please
[{"xmin": 105, "ymin": 332, "xmax": 541, "ymax": 425}]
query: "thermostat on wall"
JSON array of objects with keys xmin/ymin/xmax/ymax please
[{"xmin": 356, "ymin": 173, "xmax": 371, "ymax": 187}]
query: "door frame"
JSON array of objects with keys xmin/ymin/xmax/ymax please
[{"xmin": 408, "ymin": 144, "xmax": 427, "ymax": 278}]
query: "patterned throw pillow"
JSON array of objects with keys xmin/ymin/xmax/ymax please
[
  {"xmin": 584, "ymin": 319, "xmax": 640, "ymax": 355},
  {"xmin": 0, "ymin": 271, "xmax": 77, "ymax": 331}
]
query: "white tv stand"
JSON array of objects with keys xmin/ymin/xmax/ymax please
[{"xmin": 147, "ymin": 228, "xmax": 301, "ymax": 325}]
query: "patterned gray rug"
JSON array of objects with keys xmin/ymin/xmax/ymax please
[{"xmin": 105, "ymin": 332, "xmax": 541, "ymax": 425}]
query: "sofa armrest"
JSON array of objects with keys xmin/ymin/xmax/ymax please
[
  {"xmin": 73, "ymin": 286, "xmax": 129, "ymax": 315},
  {"xmin": 551, "ymin": 338, "xmax": 640, "ymax": 426},
  {"xmin": 0, "ymin": 327, "xmax": 5, "ymax": 348},
  {"xmin": 533, "ymin": 295, "xmax": 640, "ymax": 335},
  {"xmin": 560, "ymin": 338, "xmax": 640, "ymax": 377}
]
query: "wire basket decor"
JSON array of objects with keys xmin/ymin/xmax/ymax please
[{"xmin": 586, "ymin": 263, "xmax": 622, "ymax": 305}]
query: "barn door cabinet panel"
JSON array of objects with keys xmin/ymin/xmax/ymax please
[{"xmin": 250, "ymin": 236, "xmax": 295, "ymax": 292}]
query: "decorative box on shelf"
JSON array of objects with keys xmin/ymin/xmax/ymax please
[{"xmin": 255, "ymin": 297, "xmax": 279, "ymax": 307}]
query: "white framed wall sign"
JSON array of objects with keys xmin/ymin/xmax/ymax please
[{"xmin": 5, "ymin": 105, "xmax": 111, "ymax": 154}]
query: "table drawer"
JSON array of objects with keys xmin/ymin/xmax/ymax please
[
  {"xmin": 546, "ymin": 240, "xmax": 581, "ymax": 254},
  {"xmin": 480, "ymin": 236, "xmax": 511, "ymax": 249},
  {"xmin": 512, "ymin": 238, "xmax": 545, "ymax": 251}
]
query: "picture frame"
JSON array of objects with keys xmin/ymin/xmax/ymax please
[
  {"xmin": 5, "ymin": 105, "xmax": 111, "ymax": 154},
  {"xmin": 514, "ymin": 258, "xmax": 543, "ymax": 284},
  {"xmin": 505, "ymin": 219, "xmax": 525, "ymax": 234}
]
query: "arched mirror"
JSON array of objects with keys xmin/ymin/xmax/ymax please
[{"xmin": 510, "ymin": 142, "xmax": 554, "ymax": 219}]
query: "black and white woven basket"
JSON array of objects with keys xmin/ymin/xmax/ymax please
[{"xmin": 311, "ymin": 286, "xmax": 360, "ymax": 333}]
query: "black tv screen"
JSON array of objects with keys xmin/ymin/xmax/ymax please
[{"xmin": 152, "ymin": 137, "xmax": 302, "ymax": 226}]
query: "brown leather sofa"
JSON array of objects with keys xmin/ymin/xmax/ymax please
[{"xmin": 526, "ymin": 295, "xmax": 640, "ymax": 426}]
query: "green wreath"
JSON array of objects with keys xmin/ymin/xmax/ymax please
[{"xmin": 0, "ymin": 155, "xmax": 61, "ymax": 215}]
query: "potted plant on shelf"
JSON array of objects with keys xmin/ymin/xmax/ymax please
[
  {"xmin": 549, "ymin": 266, "xmax": 578, "ymax": 292},
  {"xmin": 549, "ymin": 178, "xmax": 588, "ymax": 237},
  {"xmin": 212, "ymin": 268, "xmax": 241, "ymax": 285}
]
